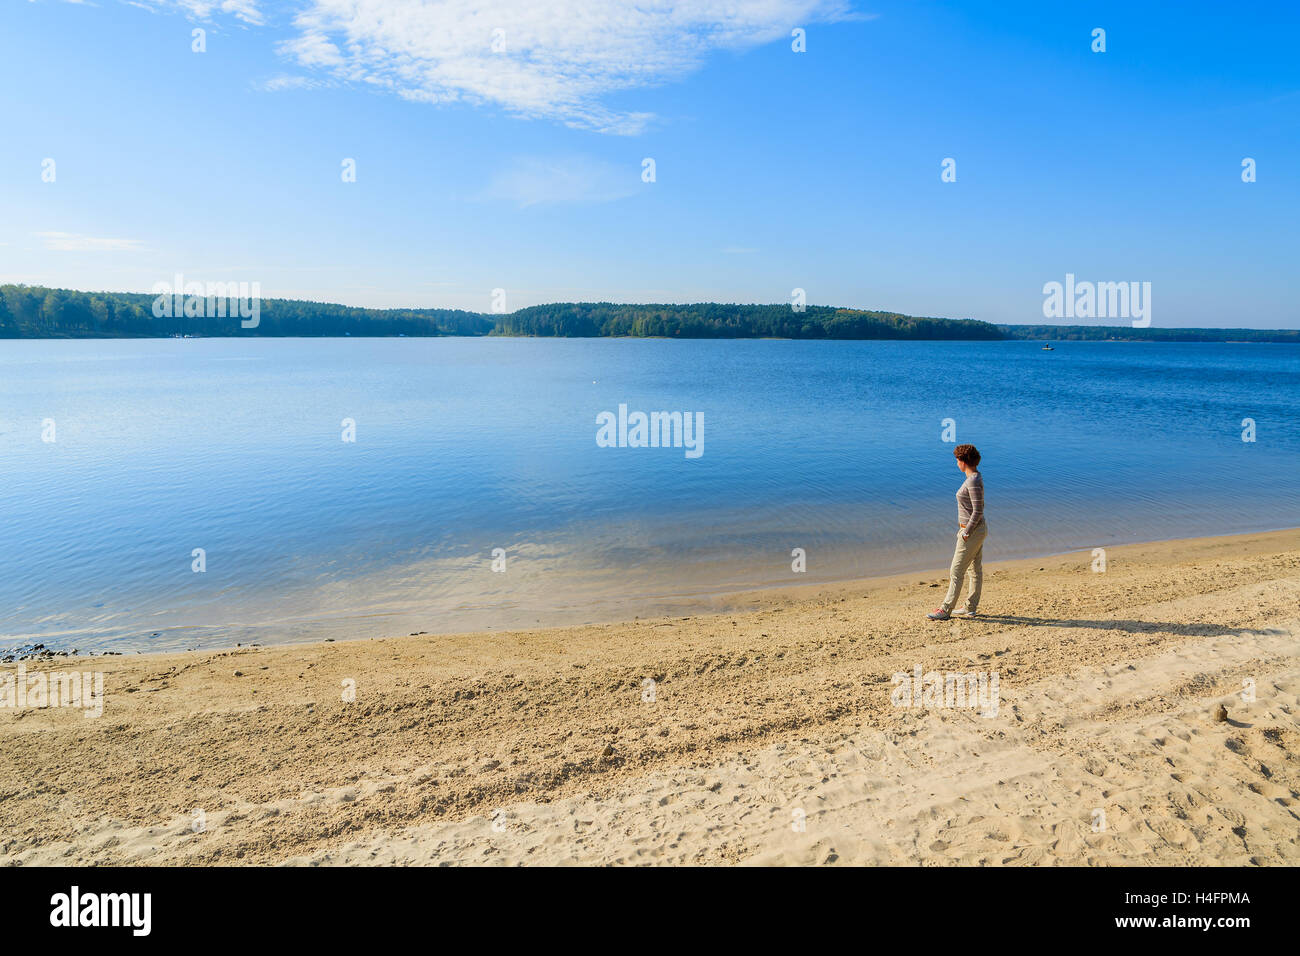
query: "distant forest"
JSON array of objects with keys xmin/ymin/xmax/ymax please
[
  {"xmin": 0, "ymin": 285, "xmax": 492, "ymax": 338},
  {"xmin": 1, "ymin": 285, "xmax": 1295, "ymax": 343}
]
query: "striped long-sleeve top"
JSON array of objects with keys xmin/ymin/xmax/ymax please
[{"xmin": 956, "ymin": 470, "xmax": 984, "ymax": 533}]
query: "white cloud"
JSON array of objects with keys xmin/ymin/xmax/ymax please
[
  {"xmin": 35, "ymin": 232, "xmax": 147, "ymax": 252},
  {"xmin": 101, "ymin": 0, "xmax": 864, "ymax": 132},
  {"xmin": 281, "ymin": 0, "xmax": 860, "ymax": 134},
  {"xmin": 126, "ymin": 0, "xmax": 264, "ymax": 25},
  {"xmin": 255, "ymin": 73, "xmax": 326, "ymax": 92},
  {"xmin": 479, "ymin": 155, "xmax": 645, "ymax": 206},
  {"xmin": 280, "ymin": 30, "xmax": 344, "ymax": 67}
]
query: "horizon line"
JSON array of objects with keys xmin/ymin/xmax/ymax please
[{"xmin": 3, "ymin": 283, "xmax": 1295, "ymax": 334}]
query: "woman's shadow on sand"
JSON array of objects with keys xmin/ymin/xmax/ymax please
[{"xmin": 965, "ymin": 614, "xmax": 1289, "ymax": 641}]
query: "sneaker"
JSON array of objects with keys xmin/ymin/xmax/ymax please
[
  {"xmin": 927, "ymin": 608, "xmax": 951, "ymax": 620},
  {"xmin": 952, "ymin": 608, "xmax": 978, "ymax": 618}
]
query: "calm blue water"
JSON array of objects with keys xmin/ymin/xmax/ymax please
[{"xmin": 1, "ymin": 337, "xmax": 1296, "ymax": 654}]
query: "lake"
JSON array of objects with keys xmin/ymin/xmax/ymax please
[{"xmin": 1, "ymin": 337, "xmax": 1296, "ymax": 654}]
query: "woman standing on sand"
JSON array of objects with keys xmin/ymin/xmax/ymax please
[{"xmin": 928, "ymin": 444, "xmax": 986, "ymax": 621}]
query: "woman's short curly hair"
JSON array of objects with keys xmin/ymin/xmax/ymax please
[{"xmin": 953, "ymin": 443, "xmax": 981, "ymax": 468}]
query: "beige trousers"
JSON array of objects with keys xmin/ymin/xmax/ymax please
[{"xmin": 941, "ymin": 521, "xmax": 987, "ymax": 613}]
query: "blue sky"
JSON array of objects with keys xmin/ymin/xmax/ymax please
[{"xmin": 1, "ymin": 0, "xmax": 1297, "ymax": 327}]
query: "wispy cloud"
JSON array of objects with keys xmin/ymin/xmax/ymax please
[
  {"xmin": 125, "ymin": 0, "xmax": 263, "ymax": 25},
  {"xmin": 35, "ymin": 232, "xmax": 147, "ymax": 252},
  {"xmin": 110, "ymin": 0, "xmax": 863, "ymax": 134},
  {"xmin": 254, "ymin": 73, "xmax": 327, "ymax": 92},
  {"xmin": 479, "ymin": 155, "xmax": 645, "ymax": 206}
]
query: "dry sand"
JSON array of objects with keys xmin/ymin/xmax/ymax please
[{"xmin": 2, "ymin": 529, "xmax": 1297, "ymax": 866}]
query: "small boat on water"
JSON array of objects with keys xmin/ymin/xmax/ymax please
[{"xmin": 1041, "ymin": 343, "xmax": 1054, "ymax": 351}]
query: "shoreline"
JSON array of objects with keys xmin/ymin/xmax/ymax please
[
  {"xmin": 9, "ymin": 524, "xmax": 1299, "ymax": 661},
  {"xmin": 3, "ymin": 526, "xmax": 1297, "ymax": 865}
]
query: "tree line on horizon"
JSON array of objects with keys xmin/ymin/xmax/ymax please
[
  {"xmin": 0, "ymin": 285, "xmax": 492, "ymax": 338},
  {"xmin": 493, "ymin": 302, "xmax": 1005, "ymax": 339},
  {"xmin": 0, "ymin": 285, "xmax": 1294, "ymax": 343}
]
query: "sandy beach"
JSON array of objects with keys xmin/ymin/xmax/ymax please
[{"xmin": 2, "ymin": 528, "xmax": 1297, "ymax": 866}]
